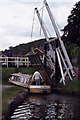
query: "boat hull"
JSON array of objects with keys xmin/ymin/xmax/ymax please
[
  {"xmin": 9, "ymin": 80, "xmax": 51, "ymax": 94},
  {"xmin": 29, "ymin": 85, "xmax": 51, "ymax": 93}
]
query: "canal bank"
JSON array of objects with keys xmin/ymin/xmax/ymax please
[
  {"xmin": 2, "ymin": 86, "xmax": 28, "ymax": 120},
  {"xmin": 3, "ymin": 90, "xmax": 28, "ymax": 120},
  {"xmin": 2, "ymin": 85, "xmax": 80, "ymax": 120}
]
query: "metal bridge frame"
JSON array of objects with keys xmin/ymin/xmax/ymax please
[{"xmin": 35, "ymin": 0, "xmax": 75, "ymax": 85}]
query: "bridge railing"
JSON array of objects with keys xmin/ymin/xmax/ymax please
[{"xmin": 0, "ymin": 57, "xmax": 31, "ymax": 68}]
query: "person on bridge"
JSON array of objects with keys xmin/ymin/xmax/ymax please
[
  {"xmin": 32, "ymin": 71, "xmax": 43, "ymax": 85},
  {"xmin": 7, "ymin": 51, "xmax": 12, "ymax": 57},
  {"xmin": 7, "ymin": 51, "xmax": 12, "ymax": 66}
]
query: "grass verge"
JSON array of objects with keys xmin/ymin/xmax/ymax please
[
  {"xmin": 2, "ymin": 86, "xmax": 25, "ymax": 115},
  {"xmin": 54, "ymin": 80, "xmax": 80, "ymax": 96}
]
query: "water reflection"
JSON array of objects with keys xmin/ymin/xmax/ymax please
[{"xmin": 11, "ymin": 94, "xmax": 80, "ymax": 120}]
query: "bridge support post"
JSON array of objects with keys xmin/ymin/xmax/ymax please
[
  {"xmin": 6, "ymin": 57, "xmax": 8, "ymax": 68},
  {"xmin": 27, "ymin": 57, "xmax": 29, "ymax": 68},
  {"xmin": 17, "ymin": 57, "xmax": 19, "ymax": 68},
  {"xmin": 25, "ymin": 58, "xmax": 26, "ymax": 66}
]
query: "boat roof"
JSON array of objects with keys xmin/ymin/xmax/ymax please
[{"xmin": 11, "ymin": 73, "xmax": 32, "ymax": 77}]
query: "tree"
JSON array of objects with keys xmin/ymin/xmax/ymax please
[
  {"xmin": 77, "ymin": 49, "xmax": 80, "ymax": 67},
  {"xmin": 62, "ymin": 1, "xmax": 80, "ymax": 45}
]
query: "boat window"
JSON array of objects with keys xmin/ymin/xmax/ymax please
[
  {"xmin": 21, "ymin": 77, "xmax": 24, "ymax": 83},
  {"xmin": 14, "ymin": 76, "xmax": 17, "ymax": 81},
  {"xmin": 11, "ymin": 76, "xmax": 14, "ymax": 80},
  {"xmin": 16, "ymin": 76, "xmax": 20, "ymax": 81},
  {"xmin": 18, "ymin": 77, "xmax": 21, "ymax": 82},
  {"xmin": 24, "ymin": 77, "xmax": 29, "ymax": 84}
]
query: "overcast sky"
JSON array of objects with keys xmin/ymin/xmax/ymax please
[{"xmin": 0, "ymin": 0, "xmax": 79, "ymax": 51}]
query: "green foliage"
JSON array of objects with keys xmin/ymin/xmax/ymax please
[
  {"xmin": 56, "ymin": 80, "xmax": 80, "ymax": 95},
  {"xmin": 18, "ymin": 68, "xmax": 35, "ymax": 74},
  {"xmin": 65, "ymin": 43, "xmax": 80, "ymax": 56},
  {"xmin": 62, "ymin": 1, "xmax": 80, "ymax": 45},
  {"xmin": 2, "ymin": 68, "xmax": 16, "ymax": 85},
  {"xmin": 65, "ymin": 42, "xmax": 80, "ymax": 66},
  {"xmin": 77, "ymin": 49, "xmax": 80, "ymax": 67},
  {"xmin": 63, "ymin": 80, "xmax": 80, "ymax": 93}
]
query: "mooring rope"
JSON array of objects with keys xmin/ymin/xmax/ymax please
[
  {"xmin": 30, "ymin": 9, "xmax": 35, "ymax": 41},
  {"xmin": 30, "ymin": 1, "xmax": 54, "ymax": 41},
  {"xmin": 39, "ymin": 1, "xmax": 44, "ymax": 36}
]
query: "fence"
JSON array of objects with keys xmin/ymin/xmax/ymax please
[{"xmin": 0, "ymin": 57, "xmax": 31, "ymax": 68}]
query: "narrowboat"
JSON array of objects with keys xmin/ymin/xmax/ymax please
[{"xmin": 9, "ymin": 73, "xmax": 51, "ymax": 94}]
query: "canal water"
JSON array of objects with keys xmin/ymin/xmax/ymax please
[{"xmin": 11, "ymin": 94, "xmax": 80, "ymax": 120}]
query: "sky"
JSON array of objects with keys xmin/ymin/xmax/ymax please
[{"xmin": 0, "ymin": 0, "xmax": 79, "ymax": 51}]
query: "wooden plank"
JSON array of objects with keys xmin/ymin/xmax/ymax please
[{"xmin": 28, "ymin": 53, "xmax": 52, "ymax": 85}]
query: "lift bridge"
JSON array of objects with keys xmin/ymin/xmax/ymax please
[
  {"xmin": 2, "ymin": 0, "xmax": 76, "ymax": 86},
  {"xmin": 27, "ymin": 0, "xmax": 76, "ymax": 85}
]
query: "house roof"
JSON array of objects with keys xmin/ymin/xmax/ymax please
[{"xmin": 25, "ymin": 47, "xmax": 44, "ymax": 56}]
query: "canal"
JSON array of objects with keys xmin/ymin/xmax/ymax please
[{"xmin": 11, "ymin": 94, "xmax": 80, "ymax": 120}]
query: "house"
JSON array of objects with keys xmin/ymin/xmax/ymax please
[{"xmin": 26, "ymin": 47, "xmax": 44, "ymax": 62}]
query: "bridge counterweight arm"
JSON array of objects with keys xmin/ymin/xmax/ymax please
[
  {"xmin": 35, "ymin": 7, "xmax": 55, "ymax": 65},
  {"xmin": 44, "ymin": 0, "xmax": 75, "ymax": 77}
]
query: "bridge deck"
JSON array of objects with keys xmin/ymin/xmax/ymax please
[{"xmin": 28, "ymin": 53, "xmax": 52, "ymax": 85}]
